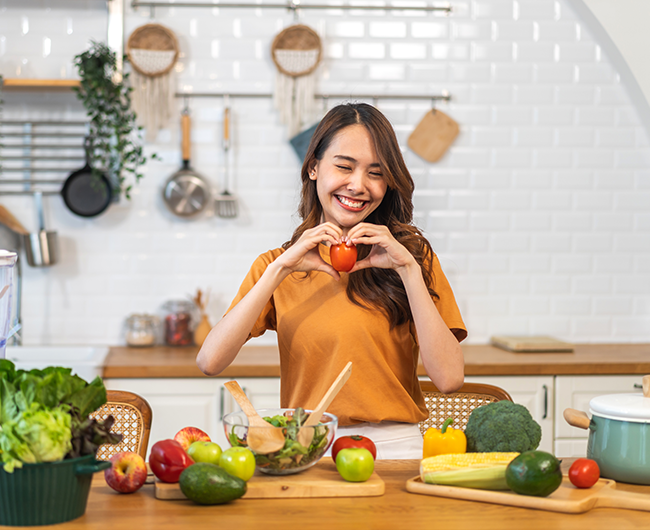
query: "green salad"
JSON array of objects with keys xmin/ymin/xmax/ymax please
[{"xmin": 228, "ymin": 408, "xmax": 330, "ymax": 471}]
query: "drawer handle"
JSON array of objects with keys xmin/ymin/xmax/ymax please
[
  {"xmin": 220, "ymin": 386, "xmax": 224, "ymax": 420},
  {"xmin": 634, "ymin": 384, "xmax": 642, "ymax": 389},
  {"xmin": 542, "ymin": 384, "xmax": 548, "ymax": 420}
]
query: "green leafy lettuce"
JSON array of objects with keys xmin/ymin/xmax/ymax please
[{"xmin": 0, "ymin": 359, "xmax": 122, "ymax": 472}]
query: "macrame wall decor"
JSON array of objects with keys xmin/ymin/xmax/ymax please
[
  {"xmin": 271, "ymin": 24, "xmax": 322, "ymax": 137},
  {"xmin": 126, "ymin": 23, "xmax": 179, "ymax": 140}
]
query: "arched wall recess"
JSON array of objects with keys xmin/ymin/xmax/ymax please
[{"xmin": 567, "ymin": 0, "xmax": 650, "ymax": 137}]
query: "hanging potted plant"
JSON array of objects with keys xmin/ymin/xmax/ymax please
[{"xmin": 73, "ymin": 41, "xmax": 154, "ymax": 199}]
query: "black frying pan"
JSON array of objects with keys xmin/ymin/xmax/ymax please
[{"xmin": 61, "ymin": 137, "xmax": 113, "ymax": 218}]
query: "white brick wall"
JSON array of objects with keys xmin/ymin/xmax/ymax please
[{"xmin": 0, "ymin": 0, "xmax": 648, "ymax": 346}]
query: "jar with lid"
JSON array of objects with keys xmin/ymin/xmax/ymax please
[
  {"xmin": 162, "ymin": 300, "xmax": 195, "ymax": 346},
  {"xmin": 125, "ymin": 314, "xmax": 157, "ymax": 347}
]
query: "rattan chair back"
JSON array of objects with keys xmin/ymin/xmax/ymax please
[
  {"xmin": 90, "ymin": 390, "xmax": 153, "ymax": 461},
  {"xmin": 418, "ymin": 381, "xmax": 513, "ymax": 436}
]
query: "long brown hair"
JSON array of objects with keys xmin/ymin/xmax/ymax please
[{"xmin": 283, "ymin": 103, "xmax": 437, "ymax": 327}]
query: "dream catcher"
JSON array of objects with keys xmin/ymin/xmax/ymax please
[
  {"xmin": 127, "ymin": 23, "xmax": 179, "ymax": 140},
  {"xmin": 271, "ymin": 24, "xmax": 322, "ymax": 137}
]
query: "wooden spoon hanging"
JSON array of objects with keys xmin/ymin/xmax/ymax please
[
  {"xmin": 297, "ymin": 362, "xmax": 352, "ymax": 448},
  {"xmin": 223, "ymin": 381, "xmax": 286, "ymax": 455}
]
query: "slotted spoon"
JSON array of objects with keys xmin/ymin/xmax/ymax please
[
  {"xmin": 215, "ymin": 99, "xmax": 238, "ymax": 218},
  {"xmin": 224, "ymin": 380, "xmax": 285, "ymax": 454},
  {"xmin": 297, "ymin": 361, "xmax": 352, "ymax": 448}
]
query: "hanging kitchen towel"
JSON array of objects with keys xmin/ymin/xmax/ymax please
[
  {"xmin": 271, "ymin": 24, "xmax": 322, "ymax": 137},
  {"xmin": 407, "ymin": 109, "xmax": 459, "ymax": 163},
  {"xmin": 127, "ymin": 23, "xmax": 179, "ymax": 140}
]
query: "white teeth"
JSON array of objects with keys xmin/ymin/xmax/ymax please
[{"xmin": 337, "ymin": 196, "xmax": 365, "ymax": 208}]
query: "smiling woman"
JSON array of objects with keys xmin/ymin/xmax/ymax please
[{"xmin": 197, "ymin": 103, "xmax": 466, "ymax": 459}]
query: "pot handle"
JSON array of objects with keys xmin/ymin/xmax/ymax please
[
  {"xmin": 563, "ymin": 408, "xmax": 590, "ymax": 430},
  {"xmin": 75, "ymin": 459, "xmax": 111, "ymax": 476}
]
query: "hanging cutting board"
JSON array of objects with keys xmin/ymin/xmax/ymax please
[
  {"xmin": 406, "ymin": 475, "xmax": 650, "ymax": 514},
  {"xmin": 155, "ymin": 459, "xmax": 384, "ymax": 499},
  {"xmin": 407, "ymin": 109, "xmax": 459, "ymax": 163},
  {"xmin": 490, "ymin": 335, "xmax": 574, "ymax": 353}
]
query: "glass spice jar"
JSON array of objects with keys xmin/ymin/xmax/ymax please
[
  {"xmin": 125, "ymin": 313, "xmax": 157, "ymax": 347},
  {"xmin": 162, "ymin": 300, "xmax": 194, "ymax": 346}
]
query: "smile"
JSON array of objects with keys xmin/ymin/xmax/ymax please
[{"xmin": 336, "ymin": 195, "xmax": 367, "ymax": 210}]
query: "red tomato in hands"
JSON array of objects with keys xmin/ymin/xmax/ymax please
[
  {"xmin": 331, "ymin": 435, "xmax": 377, "ymax": 461},
  {"xmin": 330, "ymin": 243, "xmax": 357, "ymax": 272},
  {"xmin": 568, "ymin": 458, "xmax": 600, "ymax": 489}
]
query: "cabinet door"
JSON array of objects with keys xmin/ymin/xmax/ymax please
[
  {"xmin": 462, "ymin": 376, "xmax": 554, "ymax": 454},
  {"xmin": 104, "ymin": 378, "xmax": 230, "ymax": 450},
  {"xmin": 221, "ymin": 377, "xmax": 282, "ymax": 416},
  {"xmin": 555, "ymin": 375, "xmax": 643, "ymax": 439}
]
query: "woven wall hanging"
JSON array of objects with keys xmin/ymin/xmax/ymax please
[
  {"xmin": 127, "ymin": 23, "xmax": 179, "ymax": 139},
  {"xmin": 271, "ymin": 24, "xmax": 322, "ymax": 136}
]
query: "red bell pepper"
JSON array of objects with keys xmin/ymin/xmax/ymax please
[{"xmin": 149, "ymin": 439, "xmax": 193, "ymax": 483}]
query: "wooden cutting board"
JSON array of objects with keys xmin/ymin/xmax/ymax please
[
  {"xmin": 155, "ymin": 459, "xmax": 384, "ymax": 500},
  {"xmin": 407, "ymin": 109, "xmax": 459, "ymax": 163},
  {"xmin": 406, "ymin": 475, "xmax": 650, "ymax": 514},
  {"xmin": 490, "ymin": 335, "xmax": 574, "ymax": 353}
]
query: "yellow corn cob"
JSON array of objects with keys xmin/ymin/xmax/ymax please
[{"xmin": 420, "ymin": 452, "xmax": 520, "ymax": 490}]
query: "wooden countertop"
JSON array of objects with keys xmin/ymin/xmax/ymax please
[
  {"xmin": 102, "ymin": 343, "xmax": 650, "ymax": 379},
  {"xmin": 49, "ymin": 459, "xmax": 650, "ymax": 529}
]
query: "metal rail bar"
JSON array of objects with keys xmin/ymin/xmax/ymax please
[
  {"xmin": 0, "ymin": 168, "xmax": 77, "ymax": 173},
  {"xmin": 132, "ymin": 1, "xmax": 452, "ymax": 12},
  {"xmin": 0, "ymin": 145, "xmax": 84, "ymax": 150},
  {"xmin": 0, "ymin": 191, "xmax": 61, "ymax": 196},
  {"xmin": 0, "ymin": 179, "xmax": 65, "ymax": 185},
  {"xmin": 0, "ymin": 133, "xmax": 87, "ymax": 138},
  {"xmin": 0, "ymin": 156, "xmax": 85, "ymax": 161},
  {"xmin": 175, "ymin": 91, "xmax": 451, "ymax": 101},
  {"xmin": 0, "ymin": 120, "xmax": 88, "ymax": 126}
]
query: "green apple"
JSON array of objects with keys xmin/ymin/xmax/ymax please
[
  {"xmin": 218, "ymin": 446, "xmax": 256, "ymax": 481},
  {"xmin": 187, "ymin": 441, "xmax": 222, "ymax": 465}
]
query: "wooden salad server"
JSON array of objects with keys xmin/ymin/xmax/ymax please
[
  {"xmin": 297, "ymin": 362, "xmax": 352, "ymax": 448},
  {"xmin": 224, "ymin": 380, "xmax": 286, "ymax": 455}
]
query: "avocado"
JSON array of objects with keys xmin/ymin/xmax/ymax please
[
  {"xmin": 179, "ymin": 463, "xmax": 247, "ymax": 505},
  {"xmin": 505, "ymin": 451, "xmax": 563, "ymax": 497}
]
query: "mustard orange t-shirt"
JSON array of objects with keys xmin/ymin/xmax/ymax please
[{"xmin": 226, "ymin": 245, "xmax": 466, "ymax": 426}]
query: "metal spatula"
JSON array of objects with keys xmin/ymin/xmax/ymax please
[{"xmin": 215, "ymin": 99, "xmax": 238, "ymax": 218}]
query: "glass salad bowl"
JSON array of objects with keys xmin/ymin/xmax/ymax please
[{"xmin": 222, "ymin": 408, "xmax": 337, "ymax": 475}]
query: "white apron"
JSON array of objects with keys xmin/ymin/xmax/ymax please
[{"xmin": 326, "ymin": 422, "xmax": 423, "ymax": 460}]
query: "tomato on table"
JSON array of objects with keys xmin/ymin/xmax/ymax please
[
  {"xmin": 330, "ymin": 243, "xmax": 357, "ymax": 272},
  {"xmin": 335, "ymin": 448, "xmax": 375, "ymax": 482},
  {"xmin": 149, "ymin": 439, "xmax": 194, "ymax": 483},
  {"xmin": 331, "ymin": 435, "xmax": 377, "ymax": 461},
  {"xmin": 568, "ymin": 458, "xmax": 600, "ymax": 488}
]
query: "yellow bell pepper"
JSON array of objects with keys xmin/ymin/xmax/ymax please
[{"xmin": 423, "ymin": 418, "xmax": 467, "ymax": 458}]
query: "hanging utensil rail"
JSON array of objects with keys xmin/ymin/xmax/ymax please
[
  {"xmin": 175, "ymin": 91, "xmax": 452, "ymax": 102},
  {"xmin": 133, "ymin": 0, "xmax": 452, "ymax": 13},
  {"xmin": 0, "ymin": 119, "xmax": 89, "ymax": 196}
]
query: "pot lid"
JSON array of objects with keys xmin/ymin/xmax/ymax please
[{"xmin": 589, "ymin": 393, "xmax": 650, "ymax": 423}]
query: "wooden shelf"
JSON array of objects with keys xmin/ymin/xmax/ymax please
[{"xmin": 1, "ymin": 79, "xmax": 80, "ymax": 90}]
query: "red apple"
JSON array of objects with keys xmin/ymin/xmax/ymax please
[
  {"xmin": 104, "ymin": 452, "xmax": 148, "ymax": 493},
  {"xmin": 173, "ymin": 426, "xmax": 211, "ymax": 451}
]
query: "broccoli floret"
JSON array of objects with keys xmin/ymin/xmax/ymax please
[{"xmin": 464, "ymin": 400, "xmax": 542, "ymax": 453}]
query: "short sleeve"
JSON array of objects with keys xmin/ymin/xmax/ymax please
[
  {"xmin": 427, "ymin": 254, "xmax": 467, "ymax": 342},
  {"xmin": 224, "ymin": 249, "xmax": 284, "ymax": 339}
]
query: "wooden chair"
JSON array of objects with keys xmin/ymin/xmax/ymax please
[
  {"xmin": 418, "ymin": 381, "xmax": 513, "ymax": 436},
  {"xmin": 90, "ymin": 390, "xmax": 153, "ymax": 461}
]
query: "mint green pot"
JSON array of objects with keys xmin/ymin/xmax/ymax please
[
  {"xmin": 0, "ymin": 454, "xmax": 110, "ymax": 526},
  {"xmin": 587, "ymin": 414, "xmax": 650, "ymax": 485}
]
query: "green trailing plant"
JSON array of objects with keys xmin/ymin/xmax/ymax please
[{"xmin": 73, "ymin": 41, "xmax": 154, "ymax": 199}]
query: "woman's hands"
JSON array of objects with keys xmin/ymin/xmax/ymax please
[
  {"xmin": 275, "ymin": 222, "xmax": 343, "ymax": 279},
  {"xmin": 347, "ymin": 223, "xmax": 416, "ymax": 276}
]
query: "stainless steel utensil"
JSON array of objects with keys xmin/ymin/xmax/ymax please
[
  {"xmin": 22, "ymin": 192, "xmax": 58, "ymax": 267},
  {"xmin": 215, "ymin": 99, "xmax": 238, "ymax": 218}
]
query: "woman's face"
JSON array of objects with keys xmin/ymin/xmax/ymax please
[{"xmin": 310, "ymin": 124, "xmax": 388, "ymax": 234}]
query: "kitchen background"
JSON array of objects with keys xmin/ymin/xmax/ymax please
[{"xmin": 0, "ymin": 0, "xmax": 648, "ymax": 347}]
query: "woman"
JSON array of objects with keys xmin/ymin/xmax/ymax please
[{"xmin": 197, "ymin": 103, "xmax": 466, "ymax": 459}]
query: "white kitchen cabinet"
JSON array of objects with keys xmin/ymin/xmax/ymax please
[
  {"xmin": 104, "ymin": 377, "xmax": 282, "ymax": 452},
  {"xmin": 553, "ymin": 374, "xmax": 644, "ymax": 457}
]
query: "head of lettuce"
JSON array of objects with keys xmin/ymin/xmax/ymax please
[{"xmin": 0, "ymin": 359, "xmax": 121, "ymax": 473}]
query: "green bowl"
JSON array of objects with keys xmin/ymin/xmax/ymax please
[{"xmin": 0, "ymin": 454, "xmax": 110, "ymax": 526}]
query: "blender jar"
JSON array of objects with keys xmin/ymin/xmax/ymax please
[{"xmin": 0, "ymin": 250, "xmax": 17, "ymax": 359}]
